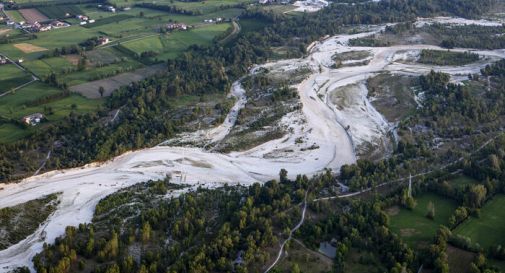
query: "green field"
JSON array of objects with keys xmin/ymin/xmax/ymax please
[
  {"xmin": 122, "ymin": 23, "xmax": 230, "ymax": 60},
  {"xmin": 388, "ymin": 193, "xmax": 458, "ymax": 246},
  {"xmin": 24, "ymin": 57, "xmax": 75, "ymax": 78},
  {"xmin": 61, "ymin": 59, "xmax": 143, "ymax": 86},
  {"xmin": 0, "ymin": 26, "xmax": 100, "ymax": 61},
  {"xmin": 108, "ymin": 0, "xmax": 252, "ymax": 13},
  {"xmin": 0, "ymin": 81, "xmax": 103, "ymax": 143},
  {"xmin": 4, "ymin": 10, "xmax": 25, "ymax": 22},
  {"xmin": 239, "ymin": 18, "xmax": 270, "ymax": 34},
  {"xmin": 37, "ymin": 5, "xmax": 84, "ymax": 19},
  {"xmin": 0, "ymin": 123, "xmax": 31, "ymax": 144},
  {"xmin": 0, "ymin": 82, "xmax": 102, "ymax": 120},
  {"xmin": 454, "ymin": 195, "xmax": 505, "ymax": 250},
  {"xmin": 0, "ymin": 64, "xmax": 32, "ymax": 93}
]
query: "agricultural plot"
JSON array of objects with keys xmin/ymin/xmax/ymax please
[
  {"xmin": 13, "ymin": 43, "xmax": 48, "ymax": 53},
  {"xmin": 37, "ymin": 5, "xmax": 84, "ymax": 19},
  {"xmin": 165, "ymin": 0, "xmax": 252, "ymax": 14},
  {"xmin": 0, "ymin": 82, "xmax": 102, "ymax": 120},
  {"xmin": 18, "ymin": 8, "xmax": 48, "ymax": 24},
  {"xmin": 84, "ymin": 47, "xmax": 131, "ymax": 66},
  {"xmin": 108, "ymin": 0, "xmax": 252, "ymax": 13},
  {"xmin": 60, "ymin": 59, "xmax": 143, "ymax": 86},
  {"xmin": 258, "ymin": 4, "xmax": 297, "ymax": 14},
  {"xmin": 0, "ymin": 82, "xmax": 62, "ymax": 119},
  {"xmin": 0, "ymin": 80, "xmax": 103, "ymax": 142},
  {"xmin": 4, "ymin": 10, "xmax": 25, "ymax": 23},
  {"xmin": 0, "ymin": 123, "xmax": 31, "ymax": 144},
  {"xmin": 454, "ymin": 195, "xmax": 505, "ymax": 249},
  {"xmin": 122, "ymin": 23, "xmax": 231, "ymax": 60},
  {"xmin": 84, "ymin": 14, "xmax": 134, "ymax": 28},
  {"xmin": 0, "ymin": 26, "xmax": 100, "ymax": 61},
  {"xmin": 23, "ymin": 57, "xmax": 75, "ymax": 78},
  {"xmin": 0, "ymin": 64, "xmax": 33, "ymax": 93},
  {"xmin": 388, "ymin": 193, "xmax": 458, "ymax": 246},
  {"xmin": 70, "ymin": 63, "xmax": 165, "ymax": 98}
]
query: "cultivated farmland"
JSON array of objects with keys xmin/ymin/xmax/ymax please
[
  {"xmin": 122, "ymin": 23, "xmax": 231, "ymax": 60},
  {"xmin": 4, "ymin": 10, "xmax": 24, "ymax": 23},
  {"xmin": 0, "ymin": 64, "xmax": 33, "ymax": 93},
  {"xmin": 37, "ymin": 5, "xmax": 84, "ymax": 19},
  {"xmin": 18, "ymin": 9, "xmax": 48, "ymax": 24},
  {"xmin": 13, "ymin": 43, "xmax": 48, "ymax": 53},
  {"xmin": 70, "ymin": 63, "xmax": 166, "ymax": 98}
]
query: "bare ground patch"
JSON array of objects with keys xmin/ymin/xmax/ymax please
[
  {"xmin": 447, "ymin": 245, "xmax": 476, "ymax": 273},
  {"xmin": 0, "ymin": 29, "xmax": 11, "ymax": 36},
  {"xmin": 69, "ymin": 63, "xmax": 166, "ymax": 99},
  {"xmin": 14, "ymin": 43, "xmax": 48, "ymax": 53},
  {"xmin": 64, "ymin": 54, "xmax": 81, "ymax": 66},
  {"xmin": 386, "ymin": 205, "xmax": 400, "ymax": 216},
  {"xmin": 18, "ymin": 9, "xmax": 48, "ymax": 24},
  {"xmin": 400, "ymin": 228, "xmax": 419, "ymax": 237}
]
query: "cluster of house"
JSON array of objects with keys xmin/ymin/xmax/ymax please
[
  {"xmin": 166, "ymin": 22, "xmax": 188, "ymax": 31},
  {"xmin": 17, "ymin": 20, "xmax": 69, "ymax": 32},
  {"xmin": 22, "ymin": 113, "xmax": 44, "ymax": 126},
  {"xmin": 258, "ymin": 0, "xmax": 290, "ymax": 4},
  {"xmin": 75, "ymin": 14, "xmax": 95, "ymax": 25},
  {"xmin": 97, "ymin": 4, "xmax": 116, "ymax": 13},
  {"xmin": 203, "ymin": 17, "xmax": 224, "ymax": 23},
  {"xmin": 0, "ymin": 56, "xmax": 9, "ymax": 65},
  {"xmin": 97, "ymin": 36, "xmax": 110, "ymax": 45}
]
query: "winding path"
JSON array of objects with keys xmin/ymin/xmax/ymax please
[{"xmin": 264, "ymin": 191, "xmax": 308, "ymax": 273}]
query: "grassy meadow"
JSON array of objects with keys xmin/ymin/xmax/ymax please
[
  {"xmin": 388, "ymin": 193, "xmax": 458, "ymax": 247},
  {"xmin": 0, "ymin": 64, "xmax": 33, "ymax": 92},
  {"xmin": 454, "ymin": 195, "xmax": 505, "ymax": 249}
]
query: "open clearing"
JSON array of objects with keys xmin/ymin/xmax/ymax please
[
  {"xmin": 18, "ymin": 9, "xmax": 48, "ymax": 24},
  {"xmin": 389, "ymin": 193, "xmax": 457, "ymax": 246},
  {"xmin": 273, "ymin": 239, "xmax": 332, "ymax": 273},
  {"xmin": 454, "ymin": 195, "xmax": 505, "ymax": 249},
  {"xmin": 13, "ymin": 43, "xmax": 48, "ymax": 53}
]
